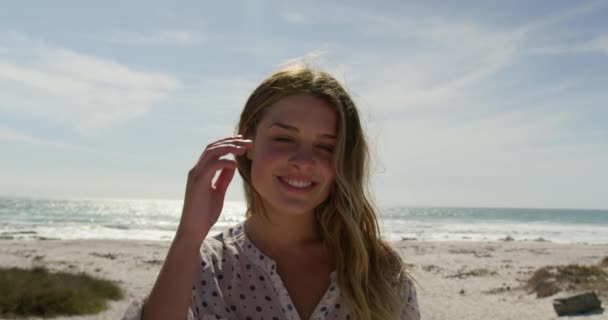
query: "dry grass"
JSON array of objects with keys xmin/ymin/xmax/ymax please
[
  {"xmin": 0, "ymin": 266, "xmax": 123, "ymax": 317},
  {"xmin": 446, "ymin": 268, "xmax": 497, "ymax": 279},
  {"xmin": 526, "ymin": 258, "xmax": 608, "ymax": 298}
]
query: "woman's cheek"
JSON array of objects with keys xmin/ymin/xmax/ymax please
[
  {"xmin": 259, "ymin": 145, "xmax": 285, "ymax": 163},
  {"xmin": 251, "ymin": 146, "xmax": 287, "ymax": 179}
]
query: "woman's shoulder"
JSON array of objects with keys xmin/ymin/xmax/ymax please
[
  {"xmin": 399, "ymin": 275, "xmax": 420, "ymax": 319},
  {"xmin": 198, "ymin": 223, "xmax": 246, "ymax": 269}
]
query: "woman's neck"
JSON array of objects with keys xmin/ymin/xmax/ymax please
[{"xmin": 244, "ymin": 209, "xmax": 322, "ymax": 256}]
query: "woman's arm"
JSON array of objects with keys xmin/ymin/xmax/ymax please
[
  {"xmin": 142, "ymin": 228, "xmax": 207, "ymax": 320},
  {"xmin": 140, "ymin": 136, "xmax": 251, "ymax": 320}
]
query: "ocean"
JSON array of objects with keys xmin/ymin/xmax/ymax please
[{"xmin": 1, "ymin": 197, "xmax": 607, "ymax": 244}]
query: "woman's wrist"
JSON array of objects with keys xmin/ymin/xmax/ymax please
[{"xmin": 175, "ymin": 222, "xmax": 209, "ymax": 245}]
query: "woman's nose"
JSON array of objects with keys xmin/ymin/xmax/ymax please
[{"xmin": 288, "ymin": 147, "xmax": 315, "ymax": 168}]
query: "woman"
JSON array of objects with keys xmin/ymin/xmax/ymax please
[{"xmin": 122, "ymin": 64, "xmax": 420, "ymax": 320}]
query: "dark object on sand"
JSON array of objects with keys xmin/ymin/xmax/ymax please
[{"xmin": 553, "ymin": 292, "xmax": 603, "ymax": 316}]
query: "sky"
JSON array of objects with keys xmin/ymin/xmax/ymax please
[{"xmin": 0, "ymin": 1, "xmax": 607, "ymax": 209}]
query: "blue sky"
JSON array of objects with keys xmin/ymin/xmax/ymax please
[{"xmin": 1, "ymin": 1, "xmax": 607, "ymax": 209}]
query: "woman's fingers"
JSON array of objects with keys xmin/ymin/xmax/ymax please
[
  {"xmin": 205, "ymin": 136, "xmax": 250, "ymax": 151},
  {"xmin": 214, "ymin": 166, "xmax": 236, "ymax": 195},
  {"xmin": 193, "ymin": 144, "xmax": 245, "ymax": 172},
  {"xmin": 206, "ymin": 143, "xmax": 249, "ymax": 154},
  {"xmin": 194, "ymin": 158, "xmax": 237, "ymax": 182},
  {"xmin": 206, "ymin": 135, "xmax": 243, "ymax": 147},
  {"xmin": 179, "ymin": 135, "xmax": 250, "ymax": 238},
  {"xmin": 207, "ymin": 136, "xmax": 248, "ymax": 146},
  {"xmin": 198, "ymin": 139, "xmax": 252, "ymax": 160},
  {"xmin": 188, "ymin": 136, "xmax": 252, "ymax": 192}
]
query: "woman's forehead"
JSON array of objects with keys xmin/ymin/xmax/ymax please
[{"xmin": 261, "ymin": 95, "xmax": 337, "ymax": 134}]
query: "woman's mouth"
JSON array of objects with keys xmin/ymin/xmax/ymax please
[{"xmin": 277, "ymin": 176, "xmax": 316, "ymax": 191}]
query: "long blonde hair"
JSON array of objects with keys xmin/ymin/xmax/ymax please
[{"xmin": 235, "ymin": 64, "xmax": 412, "ymax": 319}]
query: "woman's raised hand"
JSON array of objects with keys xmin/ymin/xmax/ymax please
[{"xmin": 178, "ymin": 135, "xmax": 252, "ymax": 242}]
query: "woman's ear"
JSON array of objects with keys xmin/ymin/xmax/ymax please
[
  {"xmin": 245, "ymin": 135, "xmax": 254, "ymax": 160},
  {"xmin": 246, "ymin": 144, "xmax": 253, "ymax": 160}
]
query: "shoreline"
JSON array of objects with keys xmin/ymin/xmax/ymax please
[
  {"xmin": 4, "ymin": 232, "xmax": 608, "ymax": 246},
  {"xmin": 1, "ymin": 239, "xmax": 607, "ymax": 319}
]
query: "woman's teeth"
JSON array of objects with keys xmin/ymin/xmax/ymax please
[{"xmin": 281, "ymin": 177, "xmax": 313, "ymax": 188}]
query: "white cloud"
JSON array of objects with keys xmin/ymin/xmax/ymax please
[
  {"xmin": 278, "ymin": 3, "xmax": 608, "ymax": 208},
  {"xmin": 0, "ymin": 32, "xmax": 180, "ymax": 133},
  {"xmin": 0, "ymin": 127, "xmax": 147, "ymax": 164},
  {"xmin": 529, "ymin": 33, "xmax": 608, "ymax": 55},
  {"xmin": 0, "ymin": 167, "xmax": 185, "ymax": 200},
  {"xmin": 517, "ymin": 0, "xmax": 608, "ymax": 34},
  {"xmin": 370, "ymin": 110, "xmax": 608, "ymax": 209},
  {"xmin": 278, "ymin": 2, "xmax": 606, "ymax": 116},
  {"xmin": 302, "ymin": 21, "xmax": 520, "ymax": 118},
  {"xmin": 0, "ymin": 127, "xmax": 96, "ymax": 153},
  {"xmin": 106, "ymin": 29, "xmax": 203, "ymax": 46},
  {"xmin": 281, "ymin": 13, "xmax": 311, "ymax": 25},
  {"xmin": 276, "ymin": 5, "xmax": 526, "ymax": 113},
  {"xmin": 519, "ymin": 2, "xmax": 608, "ymax": 55},
  {"xmin": 2, "ymin": 4, "xmax": 605, "ymax": 208}
]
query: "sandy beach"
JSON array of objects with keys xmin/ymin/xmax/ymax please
[{"xmin": 1, "ymin": 238, "xmax": 606, "ymax": 320}]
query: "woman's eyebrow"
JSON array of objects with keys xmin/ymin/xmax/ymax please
[{"xmin": 270, "ymin": 122, "xmax": 336, "ymax": 139}]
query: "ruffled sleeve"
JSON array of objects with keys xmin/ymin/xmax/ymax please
[{"xmin": 400, "ymin": 278, "xmax": 421, "ymax": 320}]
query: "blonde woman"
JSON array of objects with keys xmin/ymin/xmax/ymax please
[{"xmin": 122, "ymin": 65, "xmax": 419, "ymax": 320}]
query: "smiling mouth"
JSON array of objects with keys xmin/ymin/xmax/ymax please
[{"xmin": 277, "ymin": 176, "xmax": 316, "ymax": 189}]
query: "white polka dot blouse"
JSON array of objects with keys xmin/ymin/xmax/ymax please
[{"xmin": 122, "ymin": 221, "xmax": 420, "ymax": 320}]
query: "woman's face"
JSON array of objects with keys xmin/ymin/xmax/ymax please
[{"xmin": 248, "ymin": 94, "xmax": 337, "ymax": 217}]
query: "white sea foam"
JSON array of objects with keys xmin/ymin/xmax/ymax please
[
  {"xmin": 379, "ymin": 219, "xmax": 608, "ymax": 244},
  {"xmin": 1, "ymin": 198, "xmax": 607, "ymax": 243}
]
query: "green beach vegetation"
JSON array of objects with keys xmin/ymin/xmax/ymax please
[
  {"xmin": 0, "ymin": 266, "xmax": 123, "ymax": 317},
  {"xmin": 527, "ymin": 256, "xmax": 608, "ymax": 299}
]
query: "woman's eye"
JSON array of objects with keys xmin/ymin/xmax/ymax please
[
  {"xmin": 318, "ymin": 145, "xmax": 335, "ymax": 153},
  {"xmin": 273, "ymin": 137, "xmax": 292, "ymax": 142}
]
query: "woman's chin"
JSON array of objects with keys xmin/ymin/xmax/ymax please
[{"xmin": 266, "ymin": 199, "xmax": 318, "ymax": 217}]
